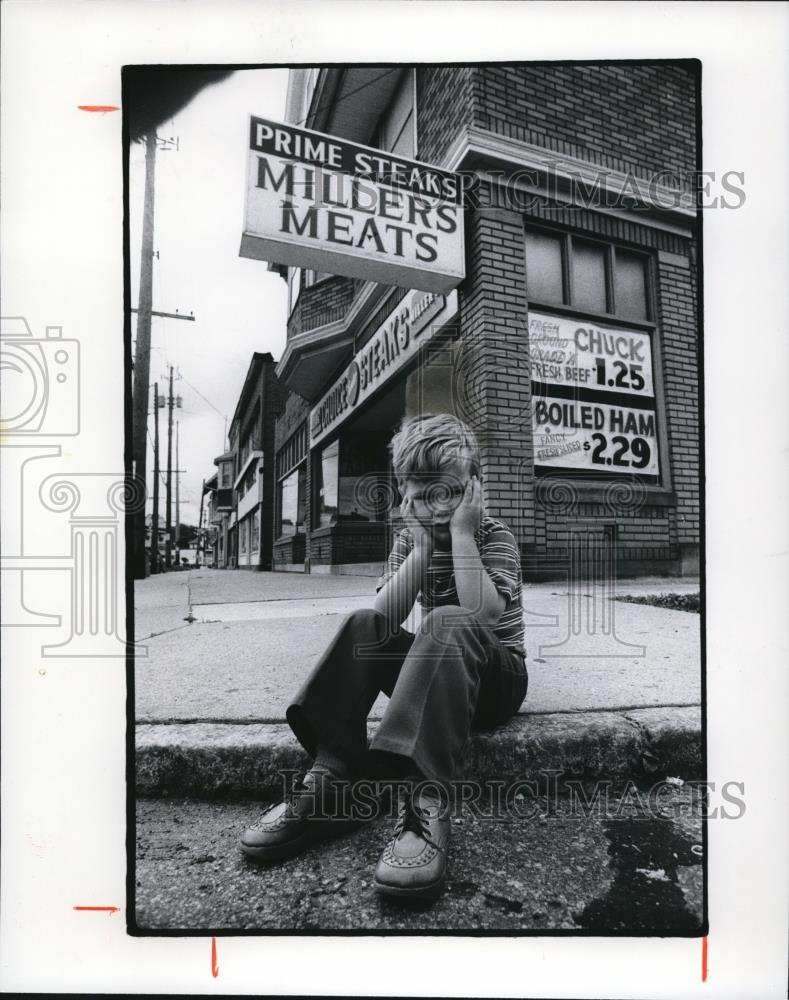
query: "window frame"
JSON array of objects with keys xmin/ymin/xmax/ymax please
[
  {"xmin": 313, "ymin": 438, "xmax": 340, "ymax": 530},
  {"xmin": 276, "ymin": 463, "xmax": 306, "ymax": 539},
  {"xmin": 524, "ymin": 222, "xmax": 672, "ymax": 494},
  {"xmin": 275, "ymin": 423, "xmax": 308, "ymax": 540},
  {"xmin": 526, "ymin": 225, "xmax": 654, "ymax": 323},
  {"xmin": 251, "ymin": 511, "xmax": 260, "ymax": 553}
]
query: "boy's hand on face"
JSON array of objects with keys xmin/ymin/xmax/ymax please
[
  {"xmin": 450, "ymin": 475, "xmax": 482, "ymax": 538},
  {"xmin": 400, "ymin": 496, "xmax": 433, "ymax": 555}
]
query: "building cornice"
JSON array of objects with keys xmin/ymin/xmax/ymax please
[
  {"xmin": 276, "ymin": 316, "xmax": 350, "ymax": 382},
  {"xmin": 443, "ymin": 125, "xmax": 697, "ymax": 230},
  {"xmin": 275, "ymin": 280, "xmax": 394, "ymax": 398}
]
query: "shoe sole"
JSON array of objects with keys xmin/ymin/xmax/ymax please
[
  {"xmin": 240, "ymin": 818, "xmax": 360, "ymax": 864},
  {"xmin": 373, "ymin": 872, "xmax": 446, "ymax": 901}
]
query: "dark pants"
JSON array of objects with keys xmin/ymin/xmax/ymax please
[{"xmin": 285, "ymin": 606, "xmax": 528, "ymax": 782}]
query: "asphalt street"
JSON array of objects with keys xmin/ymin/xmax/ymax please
[{"xmin": 135, "ymin": 786, "xmax": 704, "ymax": 933}]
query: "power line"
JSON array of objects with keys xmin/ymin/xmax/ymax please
[
  {"xmin": 147, "ymin": 429, "xmax": 167, "ymax": 488},
  {"xmin": 178, "ymin": 373, "xmax": 226, "ymax": 420},
  {"xmin": 294, "ymin": 68, "xmax": 401, "ymax": 127}
]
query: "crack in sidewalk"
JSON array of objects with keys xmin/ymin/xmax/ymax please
[{"xmin": 622, "ymin": 712, "xmax": 663, "ymax": 774}]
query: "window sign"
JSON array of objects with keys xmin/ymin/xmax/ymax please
[{"xmin": 529, "ymin": 311, "xmax": 660, "ymax": 479}]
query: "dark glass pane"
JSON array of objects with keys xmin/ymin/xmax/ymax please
[
  {"xmin": 525, "ymin": 231, "xmax": 564, "ymax": 304},
  {"xmin": 279, "ymin": 469, "xmax": 299, "ymax": 537},
  {"xmin": 615, "ymin": 250, "xmax": 648, "ymax": 320},
  {"xmin": 572, "ymin": 241, "xmax": 607, "ymax": 313},
  {"xmin": 296, "ymin": 464, "xmax": 306, "ymax": 533},
  {"xmin": 338, "ymin": 434, "xmax": 383, "ymax": 522},
  {"xmin": 279, "ymin": 464, "xmax": 307, "ymax": 536},
  {"xmin": 317, "ymin": 440, "xmax": 339, "ymax": 528}
]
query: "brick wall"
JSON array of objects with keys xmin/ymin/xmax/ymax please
[
  {"xmin": 416, "ymin": 66, "xmax": 477, "ymax": 164},
  {"xmin": 457, "ymin": 205, "xmax": 535, "ymax": 547},
  {"xmin": 309, "ymin": 524, "xmax": 386, "ymax": 566},
  {"xmin": 274, "ymin": 390, "xmax": 310, "ymax": 452},
  {"xmin": 477, "ymin": 64, "xmax": 697, "ymax": 181},
  {"xmin": 287, "ymin": 275, "xmax": 359, "ymax": 338},
  {"xmin": 273, "ymin": 533, "xmax": 305, "ymax": 567},
  {"xmin": 656, "ymin": 251, "xmax": 700, "ymax": 545},
  {"xmin": 417, "ymin": 64, "xmax": 697, "ymax": 182}
]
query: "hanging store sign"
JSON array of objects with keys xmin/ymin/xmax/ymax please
[
  {"xmin": 529, "ymin": 312, "xmax": 660, "ymax": 477},
  {"xmin": 310, "ymin": 288, "xmax": 458, "ymax": 447},
  {"xmin": 240, "ymin": 116, "xmax": 465, "ymax": 293}
]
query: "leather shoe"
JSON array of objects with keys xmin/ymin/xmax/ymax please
[
  {"xmin": 240, "ymin": 767, "xmax": 359, "ymax": 863},
  {"xmin": 374, "ymin": 784, "xmax": 450, "ymax": 900}
]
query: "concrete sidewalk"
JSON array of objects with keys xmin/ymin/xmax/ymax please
[{"xmin": 135, "ymin": 568, "xmax": 702, "ymax": 798}]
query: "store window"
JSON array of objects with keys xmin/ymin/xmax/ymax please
[
  {"xmin": 525, "ymin": 228, "xmax": 650, "ymax": 321},
  {"xmin": 251, "ymin": 512, "xmax": 260, "ymax": 552},
  {"xmin": 276, "ymin": 423, "xmax": 308, "ymax": 538},
  {"xmin": 278, "ymin": 465, "xmax": 306, "ymax": 537},
  {"xmin": 240, "ymin": 520, "xmax": 248, "ymax": 555},
  {"xmin": 526, "ymin": 228, "xmax": 661, "ymax": 484},
  {"xmin": 314, "ymin": 439, "xmax": 339, "ymax": 528},
  {"xmin": 337, "ymin": 432, "xmax": 389, "ymax": 522}
]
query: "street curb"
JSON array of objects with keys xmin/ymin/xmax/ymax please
[{"xmin": 136, "ymin": 706, "xmax": 702, "ymax": 800}]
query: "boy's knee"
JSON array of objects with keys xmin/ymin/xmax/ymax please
[{"xmin": 346, "ymin": 607, "xmax": 385, "ymax": 627}]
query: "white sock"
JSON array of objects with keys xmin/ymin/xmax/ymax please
[{"xmin": 313, "ymin": 745, "xmax": 351, "ymax": 780}]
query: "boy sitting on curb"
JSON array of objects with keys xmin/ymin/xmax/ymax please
[{"xmin": 240, "ymin": 412, "xmax": 528, "ymax": 901}]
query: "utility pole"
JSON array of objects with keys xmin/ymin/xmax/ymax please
[
  {"xmin": 175, "ymin": 419, "xmax": 180, "ymax": 565},
  {"xmin": 166, "ymin": 366, "xmax": 174, "ymax": 569},
  {"xmin": 132, "ymin": 132, "xmax": 157, "ymax": 580},
  {"xmin": 197, "ymin": 478, "xmax": 206, "ymax": 567},
  {"xmin": 130, "ymin": 131, "xmax": 190, "ymax": 580},
  {"xmin": 150, "ymin": 382, "xmax": 161, "ymax": 575}
]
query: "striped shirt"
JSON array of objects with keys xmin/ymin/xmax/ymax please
[{"xmin": 375, "ymin": 515, "xmax": 526, "ymax": 656}]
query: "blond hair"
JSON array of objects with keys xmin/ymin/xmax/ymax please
[{"xmin": 389, "ymin": 413, "xmax": 480, "ymax": 490}]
